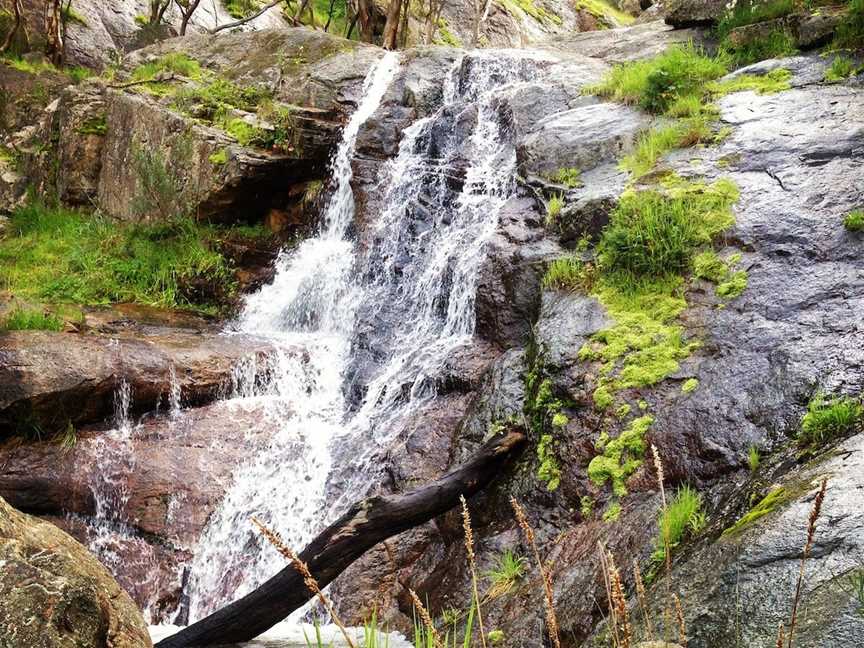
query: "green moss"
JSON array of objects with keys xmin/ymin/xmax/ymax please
[
  {"xmin": 593, "ymin": 384, "xmax": 615, "ymax": 410},
  {"xmin": 708, "ymin": 68, "xmax": 792, "ymax": 96},
  {"xmin": 602, "ymin": 501, "xmax": 622, "ymax": 521},
  {"xmin": 580, "ymin": 495, "xmax": 595, "ymax": 518},
  {"xmin": 576, "ymin": 0, "xmax": 635, "ymax": 25},
  {"xmin": 497, "ymin": 0, "xmax": 563, "ymax": 25},
  {"xmin": 694, "ymin": 249, "xmax": 747, "ymax": 299},
  {"xmin": 682, "ymin": 378, "xmax": 699, "ymax": 393},
  {"xmin": 588, "ymin": 415, "xmax": 653, "ymax": 496},
  {"xmin": 209, "ymin": 148, "xmax": 229, "ymax": 165},
  {"xmin": 433, "ymin": 18, "xmax": 462, "ymax": 47},
  {"xmin": 524, "ymin": 350, "xmax": 571, "ymax": 491},
  {"xmin": 76, "ymin": 115, "xmax": 107, "ymax": 136},
  {"xmin": 844, "ymin": 210, "xmax": 864, "ymax": 232},
  {"xmin": 0, "ymin": 308, "xmax": 63, "ymax": 331},
  {"xmin": 716, "ymin": 270, "xmax": 748, "ymax": 298},
  {"xmin": 722, "ymin": 486, "xmax": 792, "ymax": 537},
  {"xmin": 537, "ymin": 433, "xmax": 562, "ymax": 491},
  {"xmin": 0, "ymin": 201, "xmax": 246, "ymax": 314}
]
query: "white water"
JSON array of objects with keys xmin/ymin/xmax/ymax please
[{"xmin": 178, "ymin": 49, "xmax": 543, "ymax": 624}]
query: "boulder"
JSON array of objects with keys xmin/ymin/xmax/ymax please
[
  {"xmin": 0, "ymin": 329, "xmax": 277, "ymax": 436},
  {"xmin": 663, "ymin": 0, "xmax": 727, "ymax": 27},
  {"xmin": 0, "ymin": 495, "xmax": 152, "ymax": 647}
]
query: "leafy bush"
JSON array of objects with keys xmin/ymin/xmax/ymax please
[
  {"xmin": 799, "ymin": 393, "xmax": 862, "ymax": 446},
  {"xmin": 844, "ymin": 209, "xmax": 864, "ymax": 232},
  {"xmin": 0, "ymin": 201, "xmax": 241, "ymax": 313},
  {"xmin": 0, "ymin": 308, "xmax": 63, "ymax": 331}
]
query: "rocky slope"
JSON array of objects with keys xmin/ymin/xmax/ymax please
[{"xmin": 0, "ymin": 7, "xmax": 862, "ymax": 648}]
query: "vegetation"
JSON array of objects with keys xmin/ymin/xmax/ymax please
[
  {"xmin": 541, "ymin": 256, "xmax": 591, "ymax": 291},
  {"xmin": 576, "ymin": 0, "xmax": 635, "ymax": 25},
  {"xmin": 588, "ymin": 414, "xmax": 653, "ymax": 496},
  {"xmin": 833, "ymin": 0, "xmax": 864, "ymax": 50},
  {"xmin": 716, "ymin": 0, "xmax": 795, "ymax": 36},
  {"xmin": 485, "ymin": 549, "xmax": 527, "ymax": 594},
  {"xmin": 652, "ymin": 485, "xmax": 705, "ymax": 563},
  {"xmin": 748, "ymin": 445, "xmax": 760, "ymax": 472},
  {"xmin": 0, "ymin": 308, "xmax": 63, "ymax": 331},
  {"xmin": 681, "ymin": 378, "xmax": 699, "ymax": 393},
  {"xmin": 708, "ymin": 68, "xmax": 792, "ymax": 95},
  {"xmin": 721, "ymin": 29, "xmax": 797, "ymax": 67},
  {"xmin": 620, "ymin": 118, "xmax": 712, "ymax": 177},
  {"xmin": 602, "ymin": 500, "xmax": 622, "ymax": 521},
  {"xmin": 694, "ymin": 250, "xmax": 748, "ymax": 299},
  {"xmin": 722, "ymin": 486, "xmax": 793, "ymax": 537},
  {"xmin": 825, "ymin": 55, "xmax": 860, "ymax": 82},
  {"xmin": 546, "ymin": 193, "xmax": 564, "ymax": 222},
  {"xmin": 546, "ymin": 167, "xmax": 582, "ymax": 188},
  {"xmin": 844, "ymin": 209, "xmax": 864, "ymax": 232},
  {"xmin": 0, "ymin": 201, "xmax": 260, "ymax": 314},
  {"xmin": 798, "ymin": 393, "xmax": 862, "ymax": 446},
  {"xmin": 224, "ymin": 0, "xmax": 261, "ymax": 18}
]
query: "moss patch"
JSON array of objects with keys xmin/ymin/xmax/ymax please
[
  {"xmin": 721, "ymin": 486, "xmax": 794, "ymax": 538},
  {"xmin": 588, "ymin": 414, "xmax": 653, "ymax": 496},
  {"xmin": 708, "ymin": 68, "xmax": 792, "ymax": 96}
]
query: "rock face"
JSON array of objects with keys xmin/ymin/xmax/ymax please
[
  {"xmin": 0, "ymin": 329, "xmax": 275, "ymax": 437},
  {"xmin": 0, "ymin": 495, "xmax": 152, "ymax": 647},
  {"xmin": 663, "ymin": 0, "xmax": 726, "ymax": 27}
]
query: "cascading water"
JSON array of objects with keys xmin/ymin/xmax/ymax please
[{"xmin": 181, "ymin": 49, "xmax": 545, "ymax": 622}]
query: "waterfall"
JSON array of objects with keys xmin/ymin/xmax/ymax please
[{"xmin": 182, "ymin": 49, "xmax": 542, "ymax": 620}]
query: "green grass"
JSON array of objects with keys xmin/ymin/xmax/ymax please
[
  {"xmin": 748, "ymin": 445, "xmax": 760, "ymax": 472},
  {"xmin": 588, "ymin": 414, "xmax": 653, "ymax": 497},
  {"xmin": 620, "ymin": 118, "xmax": 713, "ymax": 177},
  {"xmin": 708, "ymin": 68, "xmax": 792, "ymax": 95},
  {"xmin": 602, "ymin": 501, "xmax": 622, "ymax": 521},
  {"xmin": 0, "ymin": 201, "xmax": 242, "ymax": 314},
  {"xmin": 716, "ymin": 0, "xmax": 795, "ymax": 37},
  {"xmin": 799, "ymin": 392, "xmax": 862, "ymax": 446},
  {"xmin": 131, "ymin": 52, "xmax": 202, "ymax": 85},
  {"xmin": 716, "ymin": 269, "xmax": 748, "ymax": 298},
  {"xmin": 0, "ymin": 308, "xmax": 64, "ymax": 331},
  {"xmin": 833, "ymin": 0, "xmax": 864, "ymax": 49},
  {"xmin": 693, "ymin": 250, "xmax": 748, "ymax": 299},
  {"xmin": 498, "ymin": 0, "xmax": 563, "ymax": 25},
  {"xmin": 546, "ymin": 167, "xmax": 582, "ymax": 188},
  {"xmin": 587, "ymin": 43, "xmax": 728, "ymax": 114},
  {"xmin": 209, "ymin": 148, "xmax": 229, "ymax": 165},
  {"xmin": 485, "ymin": 549, "xmax": 527, "ymax": 589},
  {"xmin": 844, "ymin": 210, "xmax": 864, "ymax": 232},
  {"xmin": 721, "ymin": 29, "xmax": 798, "ymax": 67},
  {"xmin": 546, "ymin": 193, "xmax": 564, "ymax": 222},
  {"xmin": 653, "ymin": 485, "xmax": 705, "ymax": 562},
  {"xmin": 825, "ymin": 55, "xmax": 859, "ymax": 82},
  {"xmin": 542, "ymin": 256, "xmax": 591, "ymax": 291},
  {"xmin": 76, "ymin": 115, "xmax": 107, "ymax": 136},
  {"xmin": 224, "ymin": 0, "xmax": 261, "ymax": 18}
]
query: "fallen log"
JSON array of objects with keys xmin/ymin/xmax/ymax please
[{"xmin": 156, "ymin": 429, "xmax": 526, "ymax": 647}]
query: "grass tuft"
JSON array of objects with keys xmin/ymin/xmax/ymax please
[
  {"xmin": 844, "ymin": 209, "xmax": 864, "ymax": 232},
  {"xmin": 1, "ymin": 308, "xmax": 63, "ymax": 331},
  {"xmin": 798, "ymin": 392, "xmax": 862, "ymax": 446},
  {"xmin": 825, "ymin": 55, "xmax": 859, "ymax": 82},
  {"xmin": 833, "ymin": 0, "xmax": 864, "ymax": 50},
  {"xmin": 652, "ymin": 485, "xmax": 705, "ymax": 563},
  {"xmin": 542, "ymin": 256, "xmax": 592, "ymax": 292},
  {"xmin": 708, "ymin": 68, "xmax": 792, "ymax": 96}
]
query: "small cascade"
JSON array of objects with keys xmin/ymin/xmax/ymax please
[{"xmin": 181, "ymin": 48, "xmax": 546, "ymax": 621}]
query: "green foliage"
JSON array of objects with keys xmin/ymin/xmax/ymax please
[
  {"xmin": 172, "ymin": 76, "xmax": 271, "ymax": 120},
  {"xmin": 575, "ymin": 0, "xmax": 635, "ymax": 25},
  {"xmin": 131, "ymin": 140, "xmax": 190, "ymax": 218},
  {"xmin": 708, "ymin": 68, "xmax": 792, "ymax": 95},
  {"xmin": 653, "ymin": 485, "xmax": 705, "ymax": 562},
  {"xmin": 61, "ymin": 5, "xmax": 88, "ymax": 26},
  {"xmin": 68, "ymin": 66, "xmax": 93, "ymax": 84},
  {"xmin": 825, "ymin": 55, "xmax": 859, "ymax": 82},
  {"xmin": 587, "ymin": 415, "xmax": 653, "ymax": 496},
  {"xmin": 620, "ymin": 118, "xmax": 713, "ymax": 177},
  {"xmin": 542, "ymin": 256, "xmax": 591, "ymax": 291},
  {"xmin": 721, "ymin": 30, "xmax": 797, "ymax": 67},
  {"xmin": 485, "ymin": 549, "xmax": 527, "ymax": 588},
  {"xmin": 363, "ymin": 610, "xmax": 389, "ymax": 648},
  {"xmin": 587, "ymin": 43, "xmax": 727, "ymax": 113},
  {"xmin": 303, "ymin": 618, "xmax": 334, "ymax": 648},
  {"xmin": 722, "ymin": 486, "xmax": 791, "ymax": 537},
  {"xmin": 716, "ymin": 270, "xmax": 748, "ymax": 298},
  {"xmin": 580, "ymin": 495, "xmax": 595, "ymax": 518},
  {"xmin": 0, "ymin": 308, "xmax": 63, "ymax": 331},
  {"xmin": 132, "ymin": 52, "xmax": 202, "ymax": 83},
  {"xmin": 799, "ymin": 392, "xmax": 863, "ymax": 446},
  {"xmin": 694, "ymin": 250, "xmax": 747, "ymax": 299},
  {"xmin": 209, "ymin": 148, "xmax": 229, "ymax": 165},
  {"xmin": 715, "ymin": 0, "xmax": 795, "ymax": 37},
  {"xmin": 0, "ymin": 201, "xmax": 241, "ymax": 313},
  {"xmin": 4, "ymin": 56, "xmax": 57, "ymax": 75},
  {"xmin": 844, "ymin": 210, "xmax": 864, "ymax": 232},
  {"xmin": 681, "ymin": 378, "xmax": 699, "ymax": 393},
  {"xmin": 748, "ymin": 445, "xmax": 760, "ymax": 472},
  {"xmin": 76, "ymin": 115, "xmax": 107, "ymax": 136},
  {"xmin": 487, "ymin": 630, "xmax": 505, "ymax": 644},
  {"xmin": 433, "ymin": 18, "xmax": 462, "ymax": 47},
  {"xmin": 546, "ymin": 193, "xmax": 564, "ymax": 222},
  {"xmin": 602, "ymin": 501, "xmax": 622, "ymax": 521},
  {"xmin": 537, "ymin": 433, "xmax": 562, "ymax": 491},
  {"xmin": 224, "ymin": 0, "xmax": 261, "ymax": 18},
  {"xmin": 597, "ymin": 179, "xmax": 738, "ymax": 278},
  {"xmin": 833, "ymin": 0, "xmax": 864, "ymax": 49},
  {"xmin": 547, "ymin": 167, "xmax": 582, "ymax": 188}
]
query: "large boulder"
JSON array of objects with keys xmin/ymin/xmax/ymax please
[
  {"xmin": 0, "ymin": 495, "xmax": 152, "ymax": 647},
  {"xmin": 663, "ymin": 0, "xmax": 727, "ymax": 27},
  {"xmin": 0, "ymin": 329, "xmax": 276, "ymax": 437}
]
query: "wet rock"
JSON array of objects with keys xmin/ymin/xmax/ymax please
[
  {"xmin": 517, "ymin": 102, "xmax": 650, "ymax": 178},
  {"xmin": 0, "ymin": 495, "xmax": 152, "ymax": 647},
  {"xmin": 0, "ymin": 330, "xmax": 276, "ymax": 436},
  {"xmin": 550, "ymin": 163, "xmax": 629, "ymax": 246},
  {"xmin": 536, "ymin": 292, "xmax": 611, "ymax": 370},
  {"xmin": 663, "ymin": 0, "xmax": 727, "ymax": 27}
]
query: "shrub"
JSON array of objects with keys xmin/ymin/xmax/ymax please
[
  {"xmin": 799, "ymin": 393, "xmax": 862, "ymax": 446},
  {"xmin": 0, "ymin": 308, "xmax": 63, "ymax": 331},
  {"xmin": 653, "ymin": 485, "xmax": 705, "ymax": 562},
  {"xmin": 844, "ymin": 210, "xmax": 864, "ymax": 232}
]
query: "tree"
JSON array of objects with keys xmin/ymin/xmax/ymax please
[
  {"xmin": 173, "ymin": 0, "xmax": 203, "ymax": 35},
  {"xmin": 148, "ymin": 0, "xmax": 172, "ymax": 25},
  {"xmin": 381, "ymin": 0, "xmax": 402, "ymax": 49},
  {"xmin": 44, "ymin": 0, "xmax": 71, "ymax": 66},
  {"xmin": 0, "ymin": 0, "xmax": 27, "ymax": 53},
  {"xmin": 472, "ymin": 0, "xmax": 490, "ymax": 46},
  {"xmin": 423, "ymin": 0, "xmax": 446, "ymax": 45}
]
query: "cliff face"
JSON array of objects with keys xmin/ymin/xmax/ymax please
[{"xmin": 0, "ymin": 5, "xmax": 862, "ymax": 647}]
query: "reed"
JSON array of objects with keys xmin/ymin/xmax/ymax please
[
  {"xmin": 633, "ymin": 560, "xmax": 655, "ymax": 641},
  {"xmin": 251, "ymin": 517, "xmax": 358, "ymax": 648},
  {"xmin": 511, "ymin": 497, "xmax": 561, "ymax": 648},
  {"xmin": 785, "ymin": 478, "xmax": 827, "ymax": 648},
  {"xmin": 650, "ymin": 444, "xmax": 673, "ymax": 642},
  {"xmin": 409, "ymin": 589, "xmax": 443, "ymax": 648},
  {"xmin": 673, "ymin": 594, "xmax": 687, "ymax": 648},
  {"xmin": 460, "ymin": 496, "xmax": 488, "ymax": 648},
  {"xmin": 609, "ymin": 552, "xmax": 632, "ymax": 648}
]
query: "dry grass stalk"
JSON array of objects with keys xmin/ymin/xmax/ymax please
[
  {"xmin": 598, "ymin": 546, "xmax": 620, "ymax": 648},
  {"xmin": 786, "ymin": 478, "xmax": 827, "ymax": 648},
  {"xmin": 776, "ymin": 622, "xmax": 785, "ymax": 648},
  {"xmin": 651, "ymin": 444, "xmax": 673, "ymax": 643},
  {"xmin": 673, "ymin": 593, "xmax": 687, "ymax": 648},
  {"xmin": 251, "ymin": 517, "xmax": 358, "ymax": 648},
  {"xmin": 608, "ymin": 552, "xmax": 632, "ymax": 648},
  {"xmin": 511, "ymin": 497, "xmax": 561, "ymax": 648},
  {"xmin": 409, "ymin": 589, "xmax": 444, "ymax": 648},
  {"xmin": 460, "ymin": 495, "xmax": 488, "ymax": 648},
  {"xmin": 633, "ymin": 560, "xmax": 655, "ymax": 641}
]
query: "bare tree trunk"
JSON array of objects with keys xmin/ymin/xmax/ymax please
[
  {"xmin": 381, "ymin": 0, "xmax": 402, "ymax": 49},
  {"xmin": 174, "ymin": 0, "xmax": 203, "ymax": 35},
  {"xmin": 398, "ymin": 0, "xmax": 409, "ymax": 48},
  {"xmin": 153, "ymin": 429, "xmax": 526, "ymax": 647},
  {"xmin": 44, "ymin": 0, "xmax": 64, "ymax": 66},
  {"xmin": 0, "ymin": 0, "xmax": 26, "ymax": 53},
  {"xmin": 345, "ymin": 9, "xmax": 358, "ymax": 38},
  {"xmin": 424, "ymin": 0, "xmax": 445, "ymax": 45},
  {"xmin": 323, "ymin": 0, "xmax": 337, "ymax": 31},
  {"xmin": 209, "ymin": 0, "xmax": 292, "ymax": 33},
  {"xmin": 149, "ymin": 0, "xmax": 172, "ymax": 24}
]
